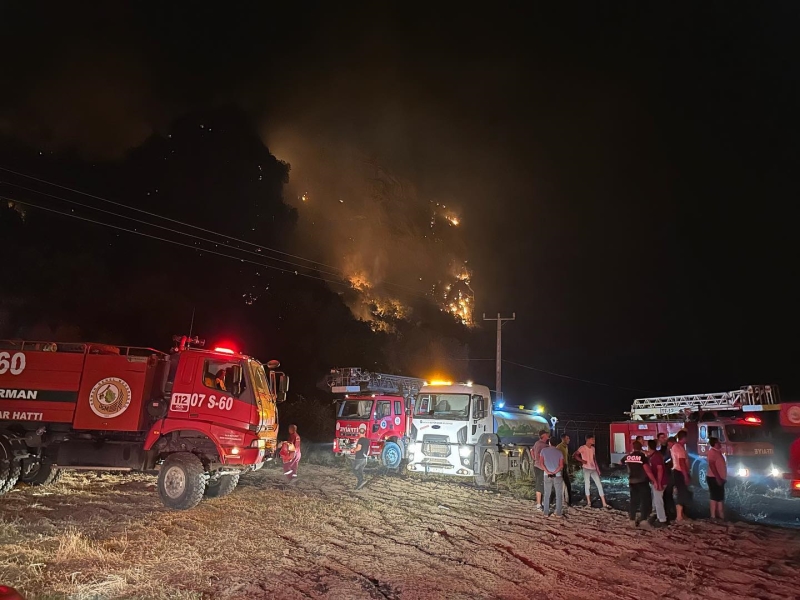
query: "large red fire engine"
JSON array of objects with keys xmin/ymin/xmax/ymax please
[
  {"xmin": 0, "ymin": 336, "xmax": 287, "ymax": 509},
  {"xmin": 610, "ymin": 385, "xmax": 783, "ymax": 490},
  {"xmin": 326, "ymin": 368, "xmax": 424, "ymax": 469}
]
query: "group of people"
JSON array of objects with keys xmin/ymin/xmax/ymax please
[
  {"xmin": 625, "ymin": 430, "xmax": 727, "ymax": 528},
  {"xmin": 279, "ymin": 425, "xmax": 370, "ymax": 490},
  {"xmin": 532, "ymin": 431, "xmax": 612, "ymax": 517},
  {"xmin": 533, "ymin": 429, "xmax": 727, "ymax": 527}
]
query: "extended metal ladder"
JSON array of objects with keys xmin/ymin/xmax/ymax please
[
  {"xmin": 325, "ymin": 367, "xmax": 425, "ymax": 397},
  {"xmin": 629, "ymin": 385, "xmax": 780, "ymax": 420}
]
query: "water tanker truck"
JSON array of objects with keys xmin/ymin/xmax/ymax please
[{"xmin": 405, "ymin": 381, "xmax": 553, "ymax": 486}]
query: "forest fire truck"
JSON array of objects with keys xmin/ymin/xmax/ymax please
[
  {"xmin": 610, "ymin": 385, "xmax": 783, "ymax": 490},
  {"xmin": 0, "ymin": 336, "xmax": 288, "ymax": 509},
  {"xmin": 327, "ymin": 368, "xmax": 425, "ymax": 470},
  {"xmin": 405, "ymin": 381, "xmax": 553, "ymax": 486}
]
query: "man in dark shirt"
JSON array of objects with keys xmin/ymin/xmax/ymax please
[
  {"xmin": 352, "ymin": 436, "xmax": 370, "ymax": 490},
  {"xmin": 625, "ymin": 441, "xmax": 653, "ymax": 529},
  {"xmin": 660, "ymin": 433, "xmax": 676, "ymax": 520},
  {"xmin": 646, "ymin": 440, "xmax": 668, "ymax": 527}
]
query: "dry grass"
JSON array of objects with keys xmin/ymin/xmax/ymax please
[{"xmin": 2, "ymin": 464, "xmax": 800, "ymax": 599}]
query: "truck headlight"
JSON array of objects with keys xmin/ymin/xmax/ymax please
[
  {"xmin": 737, "ymin": 467, "xmax": 749, "ymax": 477},
  {"xmin": 414, "ymin": 442, "xmax": 422, "ymax": 454},
  {"xmin": 459, "ymin": 446, "xmax": 472, "ymax": 457},
  {"xmin": 770, "ymin": 467, "xmax": 781, "ymax": 477}
]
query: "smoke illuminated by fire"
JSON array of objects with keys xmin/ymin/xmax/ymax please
[{"xmin": 265, "ymin": 129, "xmax": 475, "ymax": 330}]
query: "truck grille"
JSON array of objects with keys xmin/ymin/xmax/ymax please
[{"xmin": 422, "ymin": 434, "xmax": 451, "ymax": 457}]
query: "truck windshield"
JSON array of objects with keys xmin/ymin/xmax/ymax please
[
  {"xmin": 339, "ymin": 400, "xmax": 373, "ymax": 420},
  {"xmin": 414, "ymin": 394, "xmax": 470, "ymax": 420},
  {"xmin": 726, "ymin": 425, "xmax": 771, "ymax": 443},
  {"xmin": 249, "ymin": 361, "xmax": 271, "ymax": 398}
]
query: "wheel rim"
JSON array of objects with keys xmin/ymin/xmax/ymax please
[
  {"xmin": 521, "ymin": 455, "xmax": 530, "ymax": 476},
  {"xmin": 164, "ymin": 465, "xmax": 187, "ymax": 499},
  {"xmin": 384, "ymin": 445, "xmax": 400, "ymax": 468},
  {"xmin": 482, "ymin": 453, "xmax": 494, "ymax": 479},
  {"xmin": 698, "ymin": 467, "xmax": 707, "ymax": 489}
]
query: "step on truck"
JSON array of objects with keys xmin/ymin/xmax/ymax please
[
  {"xmin": 0, "ymin": 336, "xmax": 288, "ymax": 509},
  {"xmin": 610, "ymin": 385, "xmax": 783, "ymax": 490},
  {"xmin": 404, "ymin": 381, "xmax": 554, "ymax": 486},
  {"xmin": 326, "ymin": 367, "xmax": 425, "ymax": 470}
]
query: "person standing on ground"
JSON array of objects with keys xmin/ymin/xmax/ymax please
[
  {"xmin": 635, "ymin": 435, "xmax": 645, "ymax": 448},
  {"xmin": 573, "ymin": 435, "xmax": 611, "ymax": 509},
  {"xmin": 279, "ymin": 441, "xmax": 296, "ymax": 483},
  {"xmin": 671, "ymin": 430, "xmax": 692, "ymax": 523},
  {"xmin": 284, "ymin": 424, "xmax": 301, "ymax": 481},
  {"xmin": 532, "ymin": 430, "xmax": 550, "ymax": 511},
  {"xmin": 625, "ymin": 441, "xmax": 653, "ymax": 529},
  {"xmin": 706, "ymin": 436, "xmax": 727, "ymax": 521},
  {"xmin": 646, "ymin": 440, "xmax": 668, "ymax": 527},
  {"xmin": 352, "ymin": 435, "xmax": 370, "ymax": 490},
  {"xmin": 662, "ymin": 435, "xmax": 677, "ymax": 520},
  {"xmin": 541, "ymin": 437, "xmax": 566, "ymax": 518},
  {"xmin": 556, "ymin": 433, "xmax": 572, "ymax": 505}
]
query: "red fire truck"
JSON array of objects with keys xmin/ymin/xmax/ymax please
[
  {"xmin": 0, "ymin": 336, "xmax": 287, "ymax": 509},
  {"xmin": 326, "ymin": 368, "xmax": 424, "ymax": 470},
  {"xmin": 610, "ymin": 385, "xmax": 783, "ymax": 490}
]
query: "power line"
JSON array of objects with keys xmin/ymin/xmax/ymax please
[
  {"xmin": 0, "ymin": 165, "xmax": 344, "ymax": 272},
  {"xmin": 455, "ymin": 357, "xmax": 654, "ymax": 393},
  {"xmin": 3, "ymin": 197, "xmax": 361, "ymax": 290},
  {"xmin": 501, "ymin": 359, "xmax": 655, "ymax": 394},
  {"xmin": 0, "ymin": 179, "xmax": 349, "ymax": 281},
  {"xmin": 0, "ymin": 168, "xmax": 431, "ymax": 298}
]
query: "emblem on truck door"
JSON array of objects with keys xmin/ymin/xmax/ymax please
[{"xmin": 89, "ymin": 377, "xmax": 132, "ymax": 419}]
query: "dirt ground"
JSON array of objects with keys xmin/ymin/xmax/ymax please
[{"xmin": 2, "ymin": 460, "xmax": 800, "ymax": 600}]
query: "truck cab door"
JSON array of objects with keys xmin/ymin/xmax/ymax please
[{"xmin": 469, "ymin": 395, "xmax": 492, "ymax": 443}]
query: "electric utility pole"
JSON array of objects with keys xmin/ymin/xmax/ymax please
[{"xmin": 483, "ymin": 312, "xmax": 515, "ymax": 401}]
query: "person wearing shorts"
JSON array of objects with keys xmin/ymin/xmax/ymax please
[
  {"xmin": 671, "ymin": 430, "xmax": 692, "ymax": 522},
  {"xmin": 706, "ymin": 436, "xmax": 727, "ymax": 520}
]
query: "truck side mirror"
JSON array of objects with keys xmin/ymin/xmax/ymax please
[
  {"xmin": 230, "ymin": 364, "xmax": 243, "ymax": 397},
  {"xmin": 277, "ymin": 374, "xmax": 289, "ymax": 403}
]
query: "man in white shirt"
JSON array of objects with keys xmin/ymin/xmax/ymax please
[
  {"xmin": 670, "ymin": 429, "xmax": 692, "ymax": 522},
  {"xmin": 573, "ymin": 435, "xmax": 611, "ymax": 509}
]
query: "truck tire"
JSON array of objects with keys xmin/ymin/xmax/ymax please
[
  {"xmin": 204, "ymin": 473, "xmax": 240, "ymax": 498},
  {"xmin": 0, "ymin": 437, "xmax": 22, "ymax": 496},
  {"xmin": 380, "ymin": 441, "xmax": 404, "ymax": 471},
  {"xmin": 520, "ymin": 450, "xmax": 532, "ymax": 478},
  {"xmin": 695, "ymin": 461, "xmax": 709, "ymax": 491},
  {"xmin": 19, "ymin": 462, "xmax": 64, "ymax": 487},
  {"xmin": 475, "ymin": 450, "xmax": 495, "ymax": 488},
  {"xmin": 157, "ymin": 452, "xmax": 207, "ymax": 510},
  {"xmin": 0, "ymin": 460, "xmax": 21, "ymax": 496}
]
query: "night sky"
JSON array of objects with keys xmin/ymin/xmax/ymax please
[{"xmin": 1, "ymin": 3, "xmax": 797, "ymax": 423}]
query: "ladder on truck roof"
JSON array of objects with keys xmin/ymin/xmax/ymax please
[
  {"xmin": 325, "ymin": 367, "xmax": 425, "ymax": 397},
  {"xmin": 630, "ymin": 385, "xmax": 780, "ymax": 420}
]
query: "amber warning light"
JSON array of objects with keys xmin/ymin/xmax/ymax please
[{"xmin": 744, "ymin": 416, "xmax": 761, "ymax": 424}]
